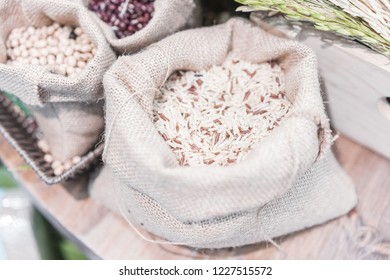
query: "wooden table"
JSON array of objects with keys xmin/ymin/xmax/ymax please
[{"xmin": 1, "ymin": 134, "xmax": 389, "ymax": 259}]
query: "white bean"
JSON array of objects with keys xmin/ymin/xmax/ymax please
[
  {"xmin": 47, "ymin": 26, "xmax": 55, "ymax": 35},
  {"xmin": 74, "ymin": 27, "xmax": 83, "ymax": 36},
  {"xmin": 62, "ymin": 38, "xmax": 71, "ymax": 46},
  {"xmin": 77, "ymin": 60, "xmax": 86, "ymax": 69},
  {"xmin": 29, "ymin": 35, "xmax": 38, "ymax": 42},
  {"xmin": 25, "ymin": 40, "xmax": 33, "ymax": 48},
  {"xmin": 51, "ymin": 160, "xmax": 61, "ymax": 169},
  {"xmin": 52, "ymin": 23, "xmax": 60, "ymax": 30},
  {"xmin": 38, "ymin": 140, "xmax": 50, "ymax": 153},
  {"xmin": 48, "ymin": 37, "xmax": 59, "ymax": 46},
  {"xmin": 49, "ymin": 47, "xmax": 58, "ymax": 55},
  {"xmin": 27, "ymin": 26, "xmax": 35, "ymax": 35},
  {"xmin": 21, "ymin": 50, "xmax": 29, "ymax": 58},
  {"xmin": 13, "ymin": 48, "xmax": 21, "ymax": 57},
  {"xmin": 29, "ymin": 48, "xmax": 39, "ymax": 57},
  {"xmin": 73, "ymin": 51, "xmax": 81, "ymax": 60},
  {"xmin": 47, "ymin": 54, "xmax": 56, "ymax": 65},
  {"xmin": 11, "ymin": 39, "xmax": 19, "ymax": 48},
  {"xmin": 54, "ymin": 166, "xmax": 64, "ymax": 176},
  {"xmin": 72, "ymin": 156, "xmax": 81, "ymax": 164},
  {"xmin": 58, "ymin": 65, "xmax": 67, "ymax": 76},
  {"xmin": 44, "ymin": 154, "xmax": 53, "ymax": 163},
  {"xmin": 39, "ymin": 56, "xmax": 47, "ymax": 65},
  {"xmin": 66, "ymin": 66, "xmax": 75, "ymax": 76},
  {"xmin": 80, "ymin": 44, "xmax": 92, "ymax": 53},
  {"xmin": 19, "ymin": 45, "xmax": 27, "ymax": 52},
  {"xmin": 66, "ymin": 56, "xmax": 77, "ymax": 67},
  {"xmin": 64, "ymin": 161, "xmax": 72, "ymax": 170},
  {"xmin": 6, "ymin": 23, "xmax": 95, "ymax": 70},
  {"xmin": 40, "ymin": 48, "xmax": 49, "ymax": 56},
  {"xmin": 56, "ymin": 53, "xmax": 64, "ymax": 64},
  {"xmin": 64, "ymin": 47, "xmax": 73, "ymax": 57},
  {"xmin": 31, "ymin": 58, "xmax": 39, "ymax": 65}
]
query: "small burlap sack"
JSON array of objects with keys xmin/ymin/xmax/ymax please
[
  {"xmin": 0, "ymin": 0, "xmax": 116, "ymax": 162},
  {"xmin": 102, "ymin": 18, "xmax": 357, "ymax": 248},
  {"xmin": 85, "ymin": 0, "xmax": 200, "ymax": 54}
]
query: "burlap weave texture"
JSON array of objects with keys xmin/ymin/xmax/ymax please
[{"xmin": 100, "ymin": 18, "xmax": 357, "ymax": 248}]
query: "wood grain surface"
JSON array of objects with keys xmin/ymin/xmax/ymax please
[
  {"xmin": 301, "ymin": 35, "xmax": 390, "ymax": 160},
  {"xmin": 0, "ymin": 134, "xmax": 389, "ymax": 260}
]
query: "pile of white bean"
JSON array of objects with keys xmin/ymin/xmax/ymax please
[
  {"xmin": 37, "ymin": 139, "xmax": 81, "ymax": 176},
  {"xmin": 6, "ymin": 23, "xmax": 96, "ymax": 77}
]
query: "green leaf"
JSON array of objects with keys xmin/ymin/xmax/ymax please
[
  {"xmin": 0, "ymin": 166, "xmax": 17, "ymax": 189},
  {"xmin": 2, "ymin": 92, "xmax": 32, "ymax": 117}
]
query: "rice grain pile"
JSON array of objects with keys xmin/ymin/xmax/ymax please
[{"xmin": 153, "ymin": 54, "xmax": 292, "ymax": 166}]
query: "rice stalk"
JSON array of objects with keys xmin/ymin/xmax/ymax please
[
  {"xmin": 329, "ymin": 0, "xmax": 390, "ymax": 41},
  {"xmin": 235, "ymin": 0, "xmax": 390, "ymax": 57}
]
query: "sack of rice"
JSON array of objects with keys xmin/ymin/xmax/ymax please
[
  {"xmin": 0, "ymin": 0, "xmax": 116, "ymax": 172},
  {"xmin": 102, "ymin": 18, "xmax": 357, "ymax": 248},
  {"xmin": 84, "ymin": 0, "xmax": 200, "ymax": 54}
]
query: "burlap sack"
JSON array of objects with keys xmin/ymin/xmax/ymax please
[
  {"xmin": 88, "ymin": 165, "xmax": 122, "ymax": 216},
  {"xmin": 90, "ymin": 153, "xmax": 356, "ymax": 248},
  {"xmin": 85, "ymin": 0, "xmax": 200, "ymax": 54},
  {"xmin": 0, "ymin": 0, "xmax": 116, "ymax": 162},
  {"xmin": 102, "ymin": 18, "xmax": 357, "ymax": 248}
]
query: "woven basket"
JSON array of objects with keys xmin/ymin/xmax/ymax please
[{"xmin": 0, "ymin": 92, "xmax": 103, "ymax": 185}]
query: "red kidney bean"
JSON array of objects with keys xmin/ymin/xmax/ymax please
[{"xmin": 88, "ymin": 0, "xmax": 155, "ymax": 39}]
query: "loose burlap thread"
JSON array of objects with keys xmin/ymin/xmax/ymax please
[
  {"xmin": 0, "ymin": 0, "xmax": 116, "ymax": 161},
  {"xmin": 86, "ymin": 0, "xmax": 199, "ymax": 54},
  {"xmin": 100, "ymin": 18, "xmax": 357, "ymax": 248}
]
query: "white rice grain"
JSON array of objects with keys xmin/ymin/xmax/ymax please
[{"xmin": 153, "ymin": 53, "xmax": 292, "ymax": 166}]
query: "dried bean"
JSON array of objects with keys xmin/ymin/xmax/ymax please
[
  {"xmin": 72, "ymin": 156, "xmax": 81, "ymax": 164},
  {"xmin": 37, "ymin": 139, "xmax": 50, "ymax": 153},
  {"xmin": 51, "ymin": 160, "xmax": 61, "ymax": 169},
  {"xmin": 44, "ymin": 154, "xmax": 53, "ymax": 163},
  {"xmin": 64, "ymin": 161, "xmax": 72, "ymax": 170},
  {"xmin": 6, "ymin": 23, "xmax": 96, "ymax": 77},
  {"xmin": 88, "ymin": 0, "xmax": 155, "ymax": 39},
  {"xmin": 54, "ymin": 166, "xmax": 64, "ymax": 176}
]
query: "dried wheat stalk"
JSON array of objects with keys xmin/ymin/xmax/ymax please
[{"xmin": 236, "ymin": 0, "xmax": 390, "ymax": 57}]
